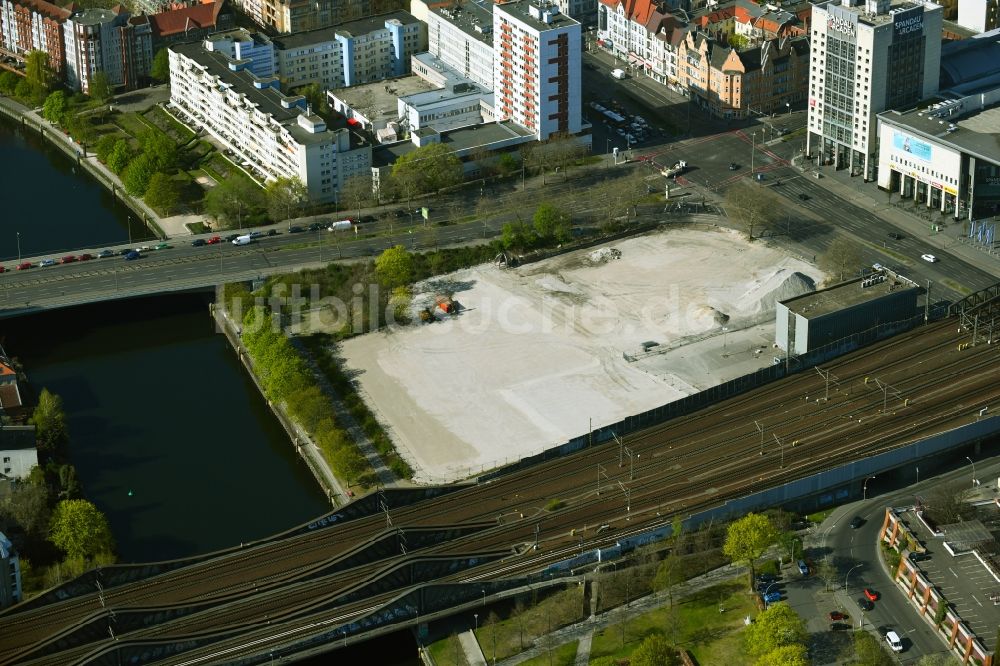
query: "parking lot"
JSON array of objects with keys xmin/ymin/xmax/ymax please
[{"xmin": 903, "ymin": 509, "xmax": 1000, "ymax": 650}]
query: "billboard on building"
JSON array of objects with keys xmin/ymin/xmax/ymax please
[
  {"xmin": 892, "ymin": 130, "xmax": 932, "ymax": 161},
  {"xmin": 892, "ymin": 6, "xmax": 923, "ymax": 37},
  {"xmin": 826, "ymin": 6, "xmax": 858, "ymax": 37}
]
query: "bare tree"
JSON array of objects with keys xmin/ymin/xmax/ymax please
[
  {"xmin": 926, "ymin": 481, "xmax": 975, "ymax": 526},
  {"xmin": 340, "ymin": 175, "xmax": 373, "ymax": 221},
  {"xmin": 818, "ymin": 236, "xmax": 864, "ymax": 283},
  {"xmin": 815, "ymin": 557, "xmax": 838, "ymax": 592},
  {"xmin": 724, "ymin": 180, "xmax": 778, "ymax": 240}
]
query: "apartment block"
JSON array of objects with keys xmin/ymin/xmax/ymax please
[
  {"xmin": 806, "ymin": 0, "xmax": 942, "ymax": 180},
  {"xmin": 0, "ymin": 532, "xmax": 21, "ymax": 609},
  {"xmin": 421, "ymin": 0, "xmax": 496, "ymax": 88},
  {"xmin": 597, "ymin": 0, "xmax": 685, "ymax": 84},
  {"xmin": 677, "ymin": 32, "xmax": 809, "ymax": 119},
  {"xmin": 204, "ymin": 28, "xmax": 275, "ymax": 77},
  {"xmin": 0, "ymin": 0, "xmax": 69, "ymax": 77},
  {"xmin": 494, "ymin": 1, "xmax": 582, "ymax": 140},
  {"xmin": 169, "ymin": 41, "xmax": 372, "ymax": 204},
  {"xmin": 232, "ymin": 0, "xmax": 374, "ymax": 34},
  {"xmin": 63, "ymin": 7, "xmax": 152, "ymax": 93},
  {"xmin": 272, "ymin": 11, "xmax": 426, "ymax": 90}
]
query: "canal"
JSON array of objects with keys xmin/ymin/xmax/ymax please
[{"xmin": 0, "ymin": 107, "xmax": 420, "ymax": 665}]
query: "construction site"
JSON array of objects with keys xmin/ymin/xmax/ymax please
[{"xmin": 340, "ymin": 227, "xmax": 826, "ymax": 483}]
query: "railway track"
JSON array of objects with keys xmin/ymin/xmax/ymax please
[{"xmin": 1, "ymin": 319, "xmax": 996, "ymax": 665}]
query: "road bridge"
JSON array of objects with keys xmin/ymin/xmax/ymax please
[{"xmin": 1, "ymin": 318, "xmax": 997, "ymax": 665}]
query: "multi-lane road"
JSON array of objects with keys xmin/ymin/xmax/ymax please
[{"xmin": 1, "ymin": 318, "xmax": 996, "ymax": 664}]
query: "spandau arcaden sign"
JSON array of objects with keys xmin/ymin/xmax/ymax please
[
  {"xmin": 827, "ymin": 12, "xmax": 857, "ymax": 36},
  {"xmin": 893, "ymin": 7, "xmax": 923, "ymax": 36}
]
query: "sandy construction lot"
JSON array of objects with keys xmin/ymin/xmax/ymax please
[{"xmin": 340, "ymin": 228, "xmax": 824, "ymax": 483}]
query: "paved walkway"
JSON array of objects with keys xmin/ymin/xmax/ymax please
[
  {"xmin": 460, "ymin": 629, "xmax": 488, "ymax": 666},
  {"xmin": 288, "ymin": 336, "xmax": 396, "ymax": 488}
]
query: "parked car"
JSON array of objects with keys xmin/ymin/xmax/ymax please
[
  {"xmin": 39, "ymin": 258, "xmax": 56, "ymax": 267},
  {"xmin": 155, "ymin": 243, "xmax": 170, "ymax": 250},
  {"xmin": 829, "ymin": 611, "xmax": 848, "ymax": 621},
  {"xmin": 308, "ymin": 222, "xmax": 325, "ymax": 231},
  {"xmin": 0, "ymin": 266, "xmax": 5, "ymax": 273},
  {"xmin": 921, "ymin": 253, "xmax": 938, "ymax": 263},
  {"xmin": 98, "ymin": 249, "xmax": 114, "ymax": 258},
  {"xmin": 798, "ymin": 193, "xmax": 810, "ymax": 201},
  {"xmin": 124, "ymin": 250, "xmax": 140, "ymax": 261},
  {"xmin": 232, "ymin": 235, "xmax": 252, "ymax": 246},
  {"xmin": 885, "ymin": 630, "xmax": 903, "ymax": 652},
  {"xmin": 830, "ymin": 623, "xmax": 852, "ymax": 631},
  {"xmin": 797, "ymin": 560, "xmax": 809, "ymax": 575},
  {"xmin": 858, "ymin": 597, "xmax": 874, "ymax": 611},
  {"xmin": 249, "ymin": 231, "xmax": 263, "ymax": 239},
  {"xmin": 908, "ymin": 551, "xmax": 931, "ymax": 562},
  {"xmin": 863, "ymin": 588, "xmax": 879, "ymax": 602},
  {"xmin": 78, "ymin": 253, "xmax": 93, "ymax": 261},
  {"xmin": 763, "ymin": 591, "xmax": 781, "ymax": 603},
  {"xmin": 60, "ymin": 255, "xmax": 77, "ymax": 264},
  {"xmin": 224, "ymin": 234, "xmax": 240, "ymax": 242},
  {"xmin": 207, "ymin": 236, "xmax": 222, "ymax": 245},
  {"xmin": 137, "ymin": 245, "xmax": 152, "ymax": 253},
  {"xmin": 267, "ymin": 229, "xmax": 278, "ymax": 236},
  {"xmin": 888, "ymin": 232, "xmax": 904, "ymax": 240},
  {"xmin": 192, "ymin": 239, "xmax": 207, "ymax": 247},
  {"xmin": 17, "ymin": 262, "xmax": 32, "ymax": 270},
  {"xmin": 118, "ymin": 248, "xmax": 134, "ymax": 256},
  {"xmin": 849, "ymin": 516, "xmax": 864, "ymax": 529},
  {"xmin": 729, "ymin": 162, "xmax": 739, "ymax": 170},
  {"xmin": 755, "ymin": 573, "xmax": 778, "ymax": 584},
  {"xmin": 288, "ymin": 225, "xmax": 304, "ymax": 233}
]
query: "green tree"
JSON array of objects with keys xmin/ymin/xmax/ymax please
[
  {"xmin": 496, "ymin": 152, "xmax": 520, "ymax": 177},
  {"xmin": 652, "ymin": 551, "xmax": 684, "ymax": 607},
  {"xmin": 390, "ymin": 143, "xmax": 462, "ymax": 195},
  {"xmin": 0, "ymin": 478, "xmax": 50, "ymax": 537},
  {"xmin": 107, "ymin": 139, "xmax": 134, "ymax": 175},
  {"xmin": 141, "ymin": 130, "xmax": 177, "ymax": 172},
  {"xmin": 501, "ymin": 220, "xmax": 532, "ymax": 251},
  {"xmin": 297, "ymin": 82, "xmax": 328, "ymax": 114},
  {"xmin": 264, "ymin": 176, "xmax": 308, "ymax": 222},
  {"xmin": 42, "ymin": 90, "xmax": 68, "ymax": 123},
  {"xmin": 853, "ymin": 630, "xmax": 894, "ymax": 666},
  {"xmin": 24, "ymin": 50, "xmax": 53, "ymax": 102},
  {"xmin": 630, "ymin": 634, "xmax": 676, "ymax": 666},
  {"xmin": 375, "ymin": 245, "xmax": 413, "ymax": 288},
  {"xmin": 144, "ymin": 172, "xmax": 181, "ymax": 214},
  {"xmin": 755, "ymin": 644, "xmax": 808, "ymax": 666},
  {"xmin": 533, "ymin": 202, "xmax": 572, "ymax": 242},
  {"xmin": 95, "ymin": 134, "xmax": 119, "ymax": 163},
  {"xmin": 30, "ymin": 388, "xmax": 69, "ymax": 455},
  {"xmin": 204, "ymin": 177, "xmax": 264, "ymax": 229},
  {"xmin": 49, "ymin": 499, "xmax": 115, "ymax": 560},
  {"xmin": 122, "ymin": 152, "xmax": 156, "ymax": 196},
  {"xmin": 150, "ymin": 48, "xmax": 170, "ymax": 83},
  {"xmin": 915, "ymin": 655, "xmax": 960, "ymax": 666},
  {"xmin": 0, "ymin": 71, "xmax": 19, "ymax": 95},
  {"xmin": 724, "ymin": 180, "xmax": 777, "ymax": 240},
  {"xmin": 743, "ymin": 603, "xmax": 807, "ymax": 658},
  {"xmin": 88, "ymin": 71, "xmax": 113, "ymax": 104},
  {"xmin": 64, "ymin": 112, "xmax": 97, "ymax": 150},
  {"xmin": 723, "ymin": 512, "xmax": 778, "ymax": 583}
]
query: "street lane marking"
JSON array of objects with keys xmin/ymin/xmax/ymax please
[
  {"xmin": 949, "ymin": 567, "xmax": 959, "ymax": 578},
  {"xmin": 973, "ymin": 595, "xmax": 983, "ymax": 607}
]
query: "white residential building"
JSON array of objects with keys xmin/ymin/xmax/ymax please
[
  {"xmin": 0, "ymin": 428, "xmax": 37, "ymax": 480},
  {"xmin": 0, "ymin": 532, "xmax": 21, "ymax": 609},
  {"xmin": 957, "ymin": 0, "xmax": 999, "ymax": 32},
  {"xmin": 420, "ymin": 0, "xmax": 496, "ymax": 88},
  {"xmin": 402, "ymin": 52, "xmax": 495, "ymax": 133},
  {"xmin": 63, "ymin": 6, "xmax": 153, "ymax": 93},
  {"xmin": 169, "ymin": 41, "xmax": 372, "ymax": 204},
  {"xmin": 806, "ymin": 0, "xmax": 942, "ymax": 180},
  {"xmin": 204, "ymin": 28, "xmax": 276, "ymax": 78},
  {"xmin": 272, "ymin": 12, "xmax": 426, "ymax": 91},
  {"xmin": 494, "ymin": 1, "xmax": 582, "ymax": 140},
  {"xmin": 597, "ymin": 0, "xmax": 685, "ymax": 84}
]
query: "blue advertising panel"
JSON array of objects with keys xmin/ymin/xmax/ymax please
[{"xmin": 893, "ymin": 131, "xmax": 932, "ymax": 161}]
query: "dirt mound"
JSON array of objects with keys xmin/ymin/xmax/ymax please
[
  {"xmin": 588, "ymin": 247, "xmax": 621, "ymax": 263},
  {"xmin": 741, "ymin": 269, "xmax": 816, "ymax": 320}
]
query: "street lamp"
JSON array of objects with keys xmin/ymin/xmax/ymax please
[
  {"xmin": 127, "ymin": 215, "xmax": 133, "ymax": 245},
  {"xmin": 966, "ymin": 456, "xmax": 977, "ymax": 486},
  {"xmin": 750, "ymin": 131, "xmax": 757, "ymax": 177},
  {"xmin": 722, "ymin": 326, "xmax": 729, "ymax": 349},
  {"xmin": 845, "ymin": 563, "xmax": 862, "ymax": 593},
  {"xmin": 474, "ymin": 613, "xmax": 479, "ymax": 632},
  {"xmin": 16, "ymin": 232, "xmax": 21, "ymax": 263},
  {"xmin": 863, "ymin": 476, "xmax": 875, "ymax": 500}
]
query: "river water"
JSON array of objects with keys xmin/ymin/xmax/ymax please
[{"xmin": 0, "ymin": 114, "xmax": 329, "ymax": 561}]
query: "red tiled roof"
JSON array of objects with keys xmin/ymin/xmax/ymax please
[
  {"xmin": 0, "ymin": 362, "xmax": 14, "ymax": 378},
  {"xmin": 598, "ymin": 0, "xmax": 659, "ymax": 25},
  {"xmin": 9, "ymin": 0, "xmax": 71, "ymax": 21},
  {"xmin": 0, "ymin": 383, "xmax": 22, "ymax": 411},
  {"xmin": 149, "ymin": 0, "xmax": 223, "ymax": 37}
]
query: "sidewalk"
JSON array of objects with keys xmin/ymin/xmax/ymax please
[{"xmin": 791, "ymin": 155, "xmax": 999, "ymax": 281}]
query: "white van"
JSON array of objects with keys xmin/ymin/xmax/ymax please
[
  {"xmin": 232, "ymin": 235, "xmax": 252, "ymax": 246},
  {"xmin": 611, "ymin": 68, "xmax": 626, "ymax": 80},
  {"xmin": 885, "ymin": 631, "xmax": 903, "ymax": 652}
]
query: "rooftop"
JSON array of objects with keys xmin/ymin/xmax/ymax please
[
  {"xmin": 879, "ymin": 105, "xmax": 1000, "ymax": 165},
  {"xmin": 816, "ymin": 0, "xmax": 940, "ymax": 27},
  {"xmin": 431, "ymin": 0, "xmax": 495, "ymax": 46},
  {"xmin": 69, "ymin": 6, "xmax": 117, "ymax": 25},
  {"xmin": 271, "ymin": 11, "xmax": 420, "ymax": 50},
  {"xmin": 494, "ymin": 0, "xmax": 580, "ymax": 31},
  {"xmin": 372, "ymin": 120, "xmax": 534, "ymax": 166},
  {"xmin": 171, "ymin": 41, "xmax": 343, "ymax": 146},
  {"xmin": 781, "ymin": 273, "xmax": 918, "ymax": 318},
  {"xmin": 332, "ymin": 75, "xmax": 437, "ymax": 123},
  {"xmin": 149, "ymin": 0, "xmax": 224, "ymax": 38}
]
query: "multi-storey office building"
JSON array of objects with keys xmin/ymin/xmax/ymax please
[
  {"xmin": 169, "ymin": 41, "xmax": 372, "ymax": 204},
  {"xmin": 272, "ymin": 11, "xmax": 426, "ymax": 90},
  {"xmin": 493, "ymin": 1, "xmax": 582, "ymax": 140},
  {"xmin": 421, "ymin": 0, "xmax": 496, "ymax": 88},
  {"xmin": 805, "ymin": 0, "xmax": 942, "ymax": 180},
  {"xmin": 957, "ymin": 0, "xmax": 999, "ymax": 32}
]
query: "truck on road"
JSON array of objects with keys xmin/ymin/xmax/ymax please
[{"xmin": 661, "ymin": 160, "xmax": 688, "ymax": 177}]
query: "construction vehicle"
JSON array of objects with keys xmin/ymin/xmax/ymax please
[
  {"xmin": 436, "ymin": 296, "xmax": 457, "ymax": 314},
  {"xmin": 661, "ymin": 160, "xmax": 688, "ymax": 178}
]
